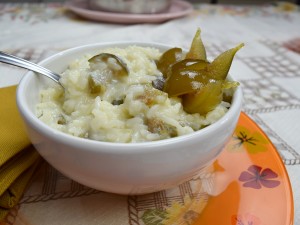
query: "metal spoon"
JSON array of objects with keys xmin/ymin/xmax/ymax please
[{"xmin": 0, "ymin": 51, "xmax": 61, "ymax": 85}]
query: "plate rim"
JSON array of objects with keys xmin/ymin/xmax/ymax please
[
  {"xmin": 232, "ymin": 112, "xmax": 294, "ymax": 225},
  {"xmin": 65, "ymin": 0, "xmax": 194, "ymax": 23}
]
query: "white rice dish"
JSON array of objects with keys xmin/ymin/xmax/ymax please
[{"xmin": 36, "ymin": 46, "xmax": 231, "ymax": 143}]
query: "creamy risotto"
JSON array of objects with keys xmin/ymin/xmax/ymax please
[{"xmin": 36, "ymin": 46, "xmax": 230, "ymax": 143}]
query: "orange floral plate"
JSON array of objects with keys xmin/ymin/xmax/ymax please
[
  {"xmin": 9, "ymin": 112, "xmax": 294, "ymax": 225},
  {"xmin": 139, "ymin": 112, "xmax": 294, "ymax": 225}
]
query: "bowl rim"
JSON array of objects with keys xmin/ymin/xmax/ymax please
[{"xmin": 16, "ymin": 41, "xmax": 243, "ymax": 154}]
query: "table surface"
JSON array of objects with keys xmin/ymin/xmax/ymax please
[{"xmin": 0, "ymin": 2, "xmax": 299, "ymax": 225}]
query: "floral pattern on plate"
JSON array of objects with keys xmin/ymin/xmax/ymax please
[
  {"xmin": 129, "ymin": 112, "xmax": 292, "ymax": 225},
  {"xmin": 239, "ymin": 165, "xmax": 280, "ymax": 189},
  {"xmin": 231, "ymin": 213, "xmax": 262, "ymax": 225},
  {"xmin": 228, "ymin": 126, "xmax": 269, "ymax": 153}
]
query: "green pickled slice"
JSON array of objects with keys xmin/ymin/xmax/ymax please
[
  {"xmin": 88, "ymin": 53, "xmax": 128, "ymax": 77},
  {"xmin": 112, "ymin": 99, "xmax": 124, "ymax": 105},
  {"xmin": 163, "ymin": 59, "xmax": 209, "ymax": 97},
  {"xmin": 88, "ymin": 53, "xmax": 128, "ymax": 94},
  {"xmin": 156, "ymin": 47, "xmax": 183, "ymax": 78},
  {"xmin": 222, "ymin": 80, "xmax": 240, "ymax": 103},
  {"xmin": 88, "ymin": 74, "xmax": 105, "ymax": 94},
  {"xmin": 57, "ymin": 114, "xmax": 66, "ymax": 125},
  {"xmin": 222, "ymin": 80, "xmax": 240, "ymax": 89},
  {"xmin": 185, "ymin": 28, "xmax": 207, "ymax": 61},
  {"xmin": 206, "ymin": 43, "xmax": 244, "ymax": 80},
  {"xmin": 152, "ymin": 76, "xmax": 165, "ymax": 91},
  {"xmin": 182, "ymin": 80, "xmax": 223, "ymax": 115}
]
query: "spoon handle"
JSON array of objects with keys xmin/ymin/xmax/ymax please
[{"xmin": 0, "ymin": 51, "xmax": 61, "ymax": 83}]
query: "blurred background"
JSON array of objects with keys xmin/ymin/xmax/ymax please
[{"xmin": 0, "ymin": 0, "xmax": 299, "ymax": 4}]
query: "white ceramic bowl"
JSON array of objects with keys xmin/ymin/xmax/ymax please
[{"xmin": 16, "ymin": 42, "xmax": 243, "ymax": 195}]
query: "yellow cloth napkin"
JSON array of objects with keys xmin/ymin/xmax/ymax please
[{"xmin": 0, "ymin": 85, "xmax": 41, "ymax": 221}]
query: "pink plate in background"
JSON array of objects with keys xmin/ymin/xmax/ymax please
[{"xmin": 65, "ymin": 0, "xmax": 194, "ymax": 24}]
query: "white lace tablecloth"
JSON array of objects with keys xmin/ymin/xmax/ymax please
[{"xmin": 0, "ymin": 2, "xmax": 299, "ymax": 224}]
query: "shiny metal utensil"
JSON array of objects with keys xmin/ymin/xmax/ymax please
[{"xmin": 0, "ymin": 51, "xmax": 61, "ymax": 85}]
